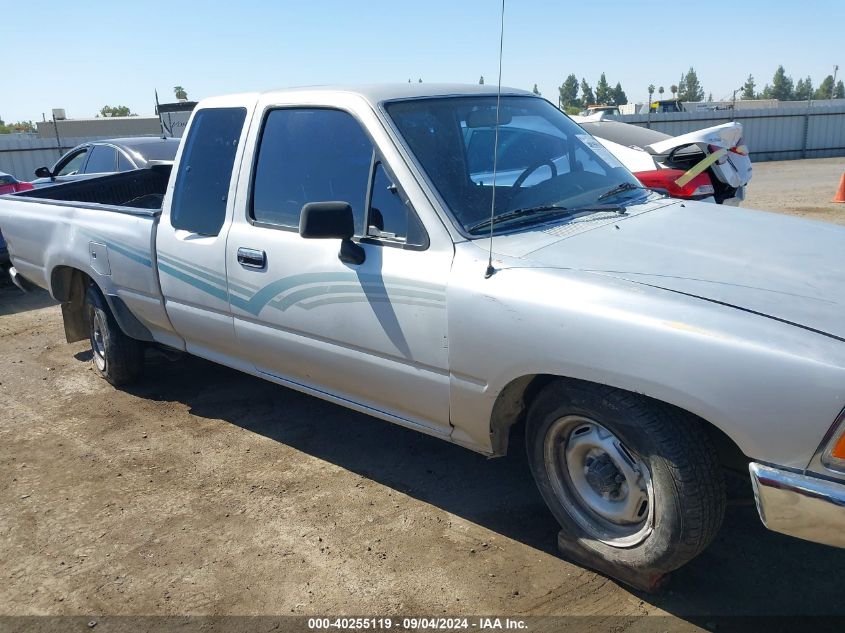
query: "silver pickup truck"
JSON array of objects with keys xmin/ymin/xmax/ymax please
[{"xmin": 2, "ymin": 84, "xmax": 844, "ymax": 590}]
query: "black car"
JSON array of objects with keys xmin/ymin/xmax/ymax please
[{"xmin": 32, "ymin": 137, "xmax": 180, "ymax": 188}]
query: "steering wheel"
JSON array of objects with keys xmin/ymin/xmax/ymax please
[{"xmin": 512, "ymin": 159, "xmax": 558, "ymax": 188}]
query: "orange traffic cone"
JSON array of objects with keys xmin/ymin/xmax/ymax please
[{"xmin": 835, "ymin": 172, "xmax": 845, "ymax": 203}]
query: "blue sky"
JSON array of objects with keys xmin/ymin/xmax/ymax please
[{"xmin": 2, "ymin": 0, "xmax": 842, "ymax": 122}]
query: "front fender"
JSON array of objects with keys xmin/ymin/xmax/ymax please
[{"xmin": 447, "ymin": 251, "xmax": 845, "ymax": 469}]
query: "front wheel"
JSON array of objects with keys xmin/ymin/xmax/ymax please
[
  {"xmin": 88, "ymin": 299, "xmax": 144, "ymax": 386},
  {"xmin": 526, "ymin": 380, "xmax": 725, "ymax": 590}
]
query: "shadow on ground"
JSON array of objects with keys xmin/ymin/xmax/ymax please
[
  {"xmin": 0, "ymin": 282, "xmax": 57, "ymax": 316},
  {"xmin": 116, "ymin": 352, "xmax": 845, "ymax": 618}
]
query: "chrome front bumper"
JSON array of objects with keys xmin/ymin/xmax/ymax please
[{"xmin": 750, "ymin": 462, "xmax": 845, "ymax": 548}]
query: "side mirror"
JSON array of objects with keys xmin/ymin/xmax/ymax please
[
  {"xmin": 299, "ymin": 201, "xmax": 365, "ymax": 265},
  {"xmin": 34, "ymin": 167, "xmax": 52, "ymax": 179}
]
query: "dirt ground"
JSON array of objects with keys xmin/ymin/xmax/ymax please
[
  {"xmin": 2, "ymin": 158, "xmax": 845, "ymax": 628},
  {"xmin": 744, "ymin": 156, "xmax": 845, "ymax": 225}
]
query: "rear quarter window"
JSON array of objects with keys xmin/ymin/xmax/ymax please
[
  {"xmin": 84, "ymin": 145, "xmax": 117, "ymax": 173},
  {"xmin": 170, "ymin": 107, "xmax": 247, "ymax": 236}
]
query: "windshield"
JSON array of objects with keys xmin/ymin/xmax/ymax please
[{"xmin": 386, "ymin": 96, "xmax": 646, "ymax": 235}]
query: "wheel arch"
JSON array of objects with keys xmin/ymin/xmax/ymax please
[
  {"xmin": 489, "ymin": 373, "xmax": 748, "ymax": 473},
  {"xmin": 48, "ymin": 265, "xmax": 153, "ymax": 344},
  {"xmin": 50, "ymin": 265, "xmax": 94, "ymax": 343}
]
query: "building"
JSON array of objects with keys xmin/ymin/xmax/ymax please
[{"xmin": 36, "ymin": 115, "xmax": 161, "ymax": 140}]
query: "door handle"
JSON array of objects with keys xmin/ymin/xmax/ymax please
[{"xmin": 237, "ymin": 247, "xmax": 266, "ymax": 269}]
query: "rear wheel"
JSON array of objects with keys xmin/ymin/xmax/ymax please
[
  {"xmin": 88, "ymin": 299, "xmax": 144, "ymax": 386},
  {"xmin": 526, "ymin": 380, "xmax": 725, "ymax": 590}
]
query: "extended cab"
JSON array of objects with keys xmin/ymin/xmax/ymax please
[{"xmin": 2, "ymin": 84, "xmax": 844, "ymax": 590}]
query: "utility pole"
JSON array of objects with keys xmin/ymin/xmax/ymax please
[
  {"xmin": 833, "ymin": 65, "xmax": 840, "ymax": 99},
  {"xmin": 731, "ymin": 87, "xmax": 742, "ymax": 121},
  {"xmin": 51, "ymin": 112, "xmax": 62, "ymax": 157},
  {"xmin": 646, "ymin": 84, "xmax": 655, "ymax": 129}
]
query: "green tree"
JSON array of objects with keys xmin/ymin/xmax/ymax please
[
  {"xmin": 594, "ymin": 73, "xmax": 612, "ymax": 104},
  {"xmin": 670, "ymin": 84, "xmax": 678, "ymax": 99},
  {"xmin": 658, "ymin": 86, "xmax": 665, "ymax": 98},
  {"xmin": 98, "ymin": 105, "xmax": 133, "ymax": 117},
  {"xmin": 0, "ymin": 119, "xmax": 36, "ymax": 134},
  {"xmin": 532, "ymin": 83, "xmax": 541, "ymax": 96},
  {"xmin": 768, "ymin": 66, "xmax": 794, "ymax": 101},
  {"xmin": 678, "ymin": 67, "xmax": 705, "ymax": 102},
  {"xmin": 741, "ymin": 74, "xmax": 756, "ymax": 100},
  {"xmin": 173, "ymin": 86, "xmax": 188, "ymax": 100},
  {"xmin": 479, "ymin": 75, "xmax": 484, "ymax": 85},
  {"xmin": 794, "ymin": 76, "xmax": 813, "ymax": 101},
  {"xmin": 611, "ymin": 82, "xmax": 627, "ymax": 106},
  {"xmin": 814, "ymin": 75, "xmax": 834, "ymax": 99},
  {"xmin": 580, "ymin": 78, "xmax": 595, "ymax": 106},
  {"xmin": 558, "ymin": 74, "xmax": 579, "ymax": 109},
  {"xmin": 835, "ymin": 80, "xmax": 845, "ymax": 99}
]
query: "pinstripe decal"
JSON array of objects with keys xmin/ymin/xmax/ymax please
[{"xmin": 85, "ymin": 234, "xmax": 446, "ymax": 316}]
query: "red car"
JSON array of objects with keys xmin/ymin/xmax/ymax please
[
  {"xmin": 0, "ymin": 171, "xmax": 33, "ymax": 195},
  {"xmin": 1, "ymin": 172, "xmax": 33, "ymax": 266}
]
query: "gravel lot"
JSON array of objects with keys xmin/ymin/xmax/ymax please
[
  {"xmin": 745, "ymin": 156, "xmax": 845, "ymax": 224},
  {"xmin": 2, "ymin": 158, "xmax": 844, "ymax": 628}
]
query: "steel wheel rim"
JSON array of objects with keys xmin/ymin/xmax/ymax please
[
  {"xmin": 91, "ymin": 312, "xmax": 106, "ymax": 371},
  {"xmin": 543, "ymin": 415, "xmax": 653, "ymax": 547}
]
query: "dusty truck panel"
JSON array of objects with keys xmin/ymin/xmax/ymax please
[
  {"xmin": 0, "ymin": 192, "xmax": 181, "ymax": 349},
  {"xmin": 1, "ymin": 83, "xmax": 844, "ymax": 590},
  {"xmin": 446, "ymin": 236, "xmax": 845, "ymax": 469}
]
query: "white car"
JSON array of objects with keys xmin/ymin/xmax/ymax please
[{"xmin": 573, "ymin": 117, "xmax": 752, "ymax": 206}]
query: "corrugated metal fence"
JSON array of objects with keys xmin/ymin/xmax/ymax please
[
  {"xmin": 613, "ymin": 104, "xmax": 845, "ymax": 162},
  {"xmin": 0, "ymin": 134, "xmax": 120, "ymax": 181},
  {"xmin": 3, "ymin": 105, "xmax": 844, "ymax": 177}
]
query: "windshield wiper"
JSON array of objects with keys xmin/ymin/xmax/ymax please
[
  {"xmin": 467, "ymin": 204, "xmax": 570, "ymax": 233},
  {"xmin": 562, "ymin": 203, "xmax": 627, "ymax": 216},
  {"xmin": 597, "ymin": 181, "xmax": 644, "ymax": 202}
]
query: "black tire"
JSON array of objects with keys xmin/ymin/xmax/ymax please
[
  {"xmin": 88, "ymin": 298, "xmax": 144, "ymax": 386},
  {"xmin": 526, "ymin": 379, "xmax": 725, "ymax": 586}
]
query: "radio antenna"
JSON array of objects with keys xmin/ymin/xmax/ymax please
[{"xmin": 484, "ymin": 0, "xmax": 506, "ymax": 279}]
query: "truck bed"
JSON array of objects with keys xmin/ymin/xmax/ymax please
[
  {"xmin": 16, "ymin": 165, "xmax": 171, "ymax": 210},
  {"xmin": 0, "ymin": 166, "xmax": 179, "ymax": 349}
]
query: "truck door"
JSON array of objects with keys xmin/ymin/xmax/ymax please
[
  {"xmin": 156, "ymin": 106, "xmax": 248, "ymax": 361},
  {"xmin": 225, "ymin": 104, "xmax": 453, "ymax": 435}
]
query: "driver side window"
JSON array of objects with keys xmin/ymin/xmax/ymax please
[
  {"xmin": 56, "ymin": 149, "xmax": 88, "ymax": 176},
  {"xmin": 251, "ymin": 108, "xmax": 373, "ymax": 234}
]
